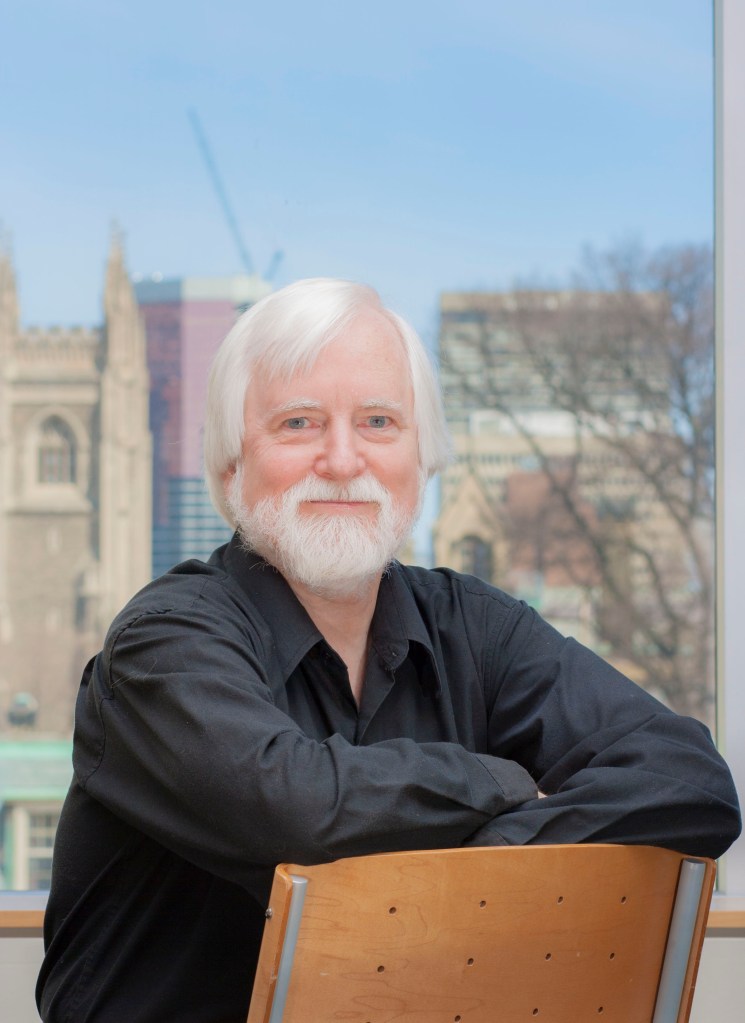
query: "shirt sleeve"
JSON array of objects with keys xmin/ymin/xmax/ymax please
[
  {"xmin": 466, "ymin": 601, "xmax": 741, "ymax": 858},
  {"xmin": 72, "ymin": 590, "xmax": 538, "ymax": 889}
]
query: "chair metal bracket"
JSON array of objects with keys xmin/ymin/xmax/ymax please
[
  {"xmin": 267, "ymin": 874, "xmax": 308, "ymax": 1023},
  {"xmin": 652, "ymin": 859, "xmax": 707, "ymax": 1022}
]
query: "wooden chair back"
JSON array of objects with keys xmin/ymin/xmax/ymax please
[{"xmin": 247, "ymin": 844, "xmax": 715, "ymax": 1023}]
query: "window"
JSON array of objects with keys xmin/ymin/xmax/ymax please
[
  {"xmin": 1, "ymin": 804, "xmax": 61, "ymax": 890},
  {"xmin": 2, "ymin": 0, "xmax": 741, "ymax": 900},
  {"xmin": 456, "ymin": 535, "xmax": 494, "ymax": 583},
  {"xmin": 37, "ymin": 416, "xmax": 76, "ymax": 485}
]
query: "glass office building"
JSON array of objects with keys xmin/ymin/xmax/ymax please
[{"xmin": 134, "ymin": 275, "xmax": 271, "ymax": 577}]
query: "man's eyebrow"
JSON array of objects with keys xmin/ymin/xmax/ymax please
[
  {"xmin": 268, "ymin": 399, "xmax": 323, "ymax": 415},
  {"xmin": 268, "ymin": 398, "xmax": 406, "ymax": 415},
  {"xmin": 359, "ymin": 399, "xmax": 405, "ymax": 412}
]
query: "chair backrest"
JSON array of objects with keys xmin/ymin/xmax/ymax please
[{"xmin": 246, "ymin": 844, "xmax": 715, "ymax": 1023}]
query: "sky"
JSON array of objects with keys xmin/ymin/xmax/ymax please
[{"xmin": 1, "ymin": 0, "xmax": 713, "ymax": 345}]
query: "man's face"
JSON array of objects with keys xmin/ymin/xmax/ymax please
[{"xmin": 226, "ymin": 309, "xmax": 422, "ymax": 596}]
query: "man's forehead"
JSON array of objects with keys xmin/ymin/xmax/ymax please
[{"xmin": 250, "ymin": 314, "xmax": 412, "ymax": 394}]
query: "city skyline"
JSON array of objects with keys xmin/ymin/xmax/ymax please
[{"xmin": 2, "ymin": 1, "xmax": 713, "ymax": 343}]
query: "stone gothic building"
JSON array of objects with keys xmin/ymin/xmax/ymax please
[{"xmin": 0, "ymin": 236, "xmax": 152, "ymax": 736}]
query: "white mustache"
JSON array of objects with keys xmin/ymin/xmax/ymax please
[{"xmin": 281, "ymin": 474, "xmax": 392, "ymax": 507}]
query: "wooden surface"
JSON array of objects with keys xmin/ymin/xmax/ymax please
[
  {"xmin": 0, "ymin": 909, "xmax": 45, "ymax": 930},
  {"xmin": 707, "ymin": 909, "xmax": 745, "ymax": 928},
  {"xmin": 5, "ymin": 904, "xmax": 742, "ymax": 934},
  {"xmin": 247, "ymin": 845, "xmax": 715, "ymax": 1023}
]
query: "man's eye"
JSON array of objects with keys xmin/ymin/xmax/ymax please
[
  {"xmin": 367, "ymin": 415, "xmax": 390, "ymax": 429},
  {"xmin": 285, "ymin": 417, "xmax": 310, "ymax": 430}
]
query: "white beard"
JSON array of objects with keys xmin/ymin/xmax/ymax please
[{"xmin": 226, "ymin": 468, "xmax": 421, "ymax": 599}]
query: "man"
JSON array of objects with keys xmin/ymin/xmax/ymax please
[{"xmin": 38, "ymin": 278, "xmax": 740, "ymax": 1022}]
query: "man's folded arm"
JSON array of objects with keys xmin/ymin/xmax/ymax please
[
  {"xmin": 73, "ymin": 603, "xmax": 538, "ymax": 888},
  {"xmin": 471, "ymin": 604, "xmax": 741, "ymax": 858},
  {"xmin": 464, "ymin": 755, "xmax": 741, "ymax": 858}
]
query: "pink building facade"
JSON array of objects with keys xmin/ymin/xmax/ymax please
[{"xmin": 135, "ymin": 275, "xmax": 271, "ymax": 576}]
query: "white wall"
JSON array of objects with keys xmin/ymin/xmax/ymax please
[
  {"xmin": 690, "ymin": 937, "xmax": 745, "ymax": 1023},
  {"xmin": 0, "ymin": 938, "xmax": 43, "ymax": 1023}
]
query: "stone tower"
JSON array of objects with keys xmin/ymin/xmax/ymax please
[{"xmin": 0, "ymin": 234, "xmax": 152, "ymax": 735}]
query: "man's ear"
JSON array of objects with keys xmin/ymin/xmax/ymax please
[{"xmin": 221, "ymin": 465, "xmax": 237, "ymax": 498}]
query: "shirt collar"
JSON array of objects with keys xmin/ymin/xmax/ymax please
[{"xmin": 218, "ymin": 534, "xmax": 442, "ymax": 698}]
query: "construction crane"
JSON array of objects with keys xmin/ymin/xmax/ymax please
[{"xmin": 188, "ymin": 108, "xmax": 283, "ymax": 281}]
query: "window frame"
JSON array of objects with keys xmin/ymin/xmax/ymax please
[
  {"xmin": 1, "ymin": 0, "xmax": 742, "ymax": 920},
  {"xmin": 714, "ymin": 0, "xmax": 745, "ymax": 899}
]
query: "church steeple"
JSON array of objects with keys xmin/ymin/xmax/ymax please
[
  {"xmin": 0, "ymin": 229, "xmax": 19, "ymax": 358},
  {"xmin": 102, "ymin": 222, "xmax": 145, "ymax": 368}
]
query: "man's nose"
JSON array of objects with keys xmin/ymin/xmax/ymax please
[{"xmin": 315, "ymin": 422, "xmax": 365, "ymax": 480}]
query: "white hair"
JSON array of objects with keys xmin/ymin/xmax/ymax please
[{"xmin": 204, "ymin": 277, "xmax": 450, "ymax": 526}]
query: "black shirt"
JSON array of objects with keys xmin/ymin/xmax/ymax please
[{"xmin": 38, "ymin": 539, "xmax": 741, "ymax": 1022}]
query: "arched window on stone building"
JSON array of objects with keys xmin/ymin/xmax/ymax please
[
  {"xmin": 455, "ymin": 534, "xmax": 494, "ymax": 584},
  {"xmin": 37, "ymin": 416, "xmax": 76, "ymax": 485}
]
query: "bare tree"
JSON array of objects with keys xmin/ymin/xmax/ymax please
[{"xmin": 439, "ymin": 243, "xmax": 715, "ymax": 719}]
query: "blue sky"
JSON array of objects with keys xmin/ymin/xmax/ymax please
[{"xmin": 2, "ymin": 1, "xmax": 713, "ymax": 342}]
